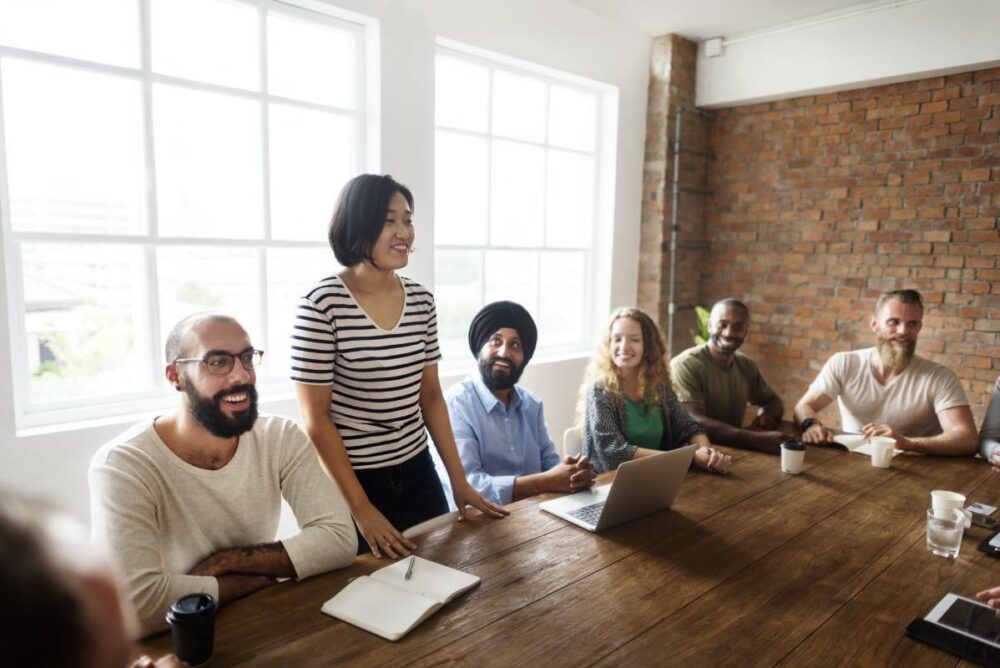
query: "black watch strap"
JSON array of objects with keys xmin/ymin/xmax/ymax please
[{"xmin": 799, "ymin": 417, "xmax": 822, "ymax": 432}]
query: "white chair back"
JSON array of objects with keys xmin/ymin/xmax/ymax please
[{"xmin": 562, "ymin": 426, "xmax": 583, "ymax": 458}]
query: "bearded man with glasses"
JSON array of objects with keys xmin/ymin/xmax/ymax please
[{"xmin": 89, "ymin": 313, "xmax": 357, "ymax": 637}]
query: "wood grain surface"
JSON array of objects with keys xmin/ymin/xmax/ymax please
[{"xmin": 138, "ymin": 447, "xmax": 1000, "ymax": 667}]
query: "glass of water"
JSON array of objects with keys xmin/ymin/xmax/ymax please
[{"xmin": 927, "ymin": 508, "xmax": 965, "ymax": 558}]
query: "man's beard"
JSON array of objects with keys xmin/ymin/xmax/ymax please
[
  {"xmin": 478, "ymin": 355, "xmax": 524, "ymax": 391},
  {"xmin": 183, "ymin": 382, "xmax": 259, "ymax": 438},
  {"xmin": 877, "ymin": 335, "xmax": 916, "ymax": 371}
]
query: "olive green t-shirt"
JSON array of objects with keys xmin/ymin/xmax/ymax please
[
  {"xmin": 625, "ymin": 397, "xmax": 664, "ymax": 450},
  {"xmin": 670, "ymin": 344, "xmax": 778, "ymax": 428}
]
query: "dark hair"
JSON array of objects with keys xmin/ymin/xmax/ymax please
[
  {"xmin": 0, "ymin": 493, "xmax": 89, "ymax": 667},
  {"xmin": 712, "ymin": 298, "xmax": 749, "ymax": 316},
  {"xmin": 875, "ymin": 289, "xmax": 923, "ymax": 315},
  {"xmin": 328, "ymin": 174, "xmax": 414, "ymax": 268}
]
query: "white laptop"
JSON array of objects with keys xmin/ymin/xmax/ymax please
[{"xmin": 539, "ymin": 445, "xmax": 697, "ymax": 532}]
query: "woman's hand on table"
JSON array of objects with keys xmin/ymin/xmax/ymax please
[
  {"xmin": 354, "ymin": 503, "xmax": 417, "ymax": 559},
  {"xmin": 453, "ymin": 480, "xmax": 510, "ymax": 520}
]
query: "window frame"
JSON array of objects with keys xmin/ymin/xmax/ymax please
[
  {"xmin": 432, "ymin": 41, "xmax": 613, "ymax": 366},
  {"xmin": 0, "ymin": 0, "xmax": 371, "ymax": 429}
]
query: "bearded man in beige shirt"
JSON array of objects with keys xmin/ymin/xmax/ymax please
[
  {"xmin": 90, "ymin": 314, "xmax": 356, "ymax": 636},
  {"xmin": 794, "ymin": 289, "xmax": 977, "ymax": 456}
]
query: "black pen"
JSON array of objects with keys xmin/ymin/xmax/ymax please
[{"xmin": 404, "ymin": 555, "xmax": 415, "ymax": 580}]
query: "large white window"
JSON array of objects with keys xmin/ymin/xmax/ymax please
[
  {"xmin": 0, "ymin": 0, "xmax": 366, "ymax": 427},
  {"xmin": 433, "ymin": 45, "xmax": 610, "ymax": 361}
]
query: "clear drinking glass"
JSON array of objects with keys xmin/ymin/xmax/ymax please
[{"xmin": 927, "ymin": 508, "xmax": 965, "ymax": 558}]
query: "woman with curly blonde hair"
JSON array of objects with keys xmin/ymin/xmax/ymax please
[{"xmin": 578, "ymin": 307, "xmax": 732, "ymax": 474}]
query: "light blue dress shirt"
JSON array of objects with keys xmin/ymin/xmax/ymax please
[{"xmin": 443, "ymin": 375, "xmax": 561, "ymax": 505}]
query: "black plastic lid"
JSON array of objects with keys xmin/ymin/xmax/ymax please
[
  {"xmin": 166, "ymin": 593, "xmax": 216, "ymax": 623},
  {"xmin": 780, "ymin": 439, "xmax": 806, "ymax": 451}
]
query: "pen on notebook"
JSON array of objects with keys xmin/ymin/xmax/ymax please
[{"xmin": 404, "ymin": 556, "xmax": 415, "ymax": 580}]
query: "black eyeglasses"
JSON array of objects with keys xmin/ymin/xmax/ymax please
[{"xmin": 173, "ymin": 349, "xmax": 264, "ymax": 375}]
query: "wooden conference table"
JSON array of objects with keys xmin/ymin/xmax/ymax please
[{"xmin": 140, "ymin": 446, "xmax": 1000, "ymax": 666}]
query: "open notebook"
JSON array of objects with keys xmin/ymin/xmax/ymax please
[
  {"xmin": 321, "ymin": 556, "xmax": 479, "ymax": 641},
  {"xmin": 831, "ymin": 434, "xmax": 903, "ymax": 458}
]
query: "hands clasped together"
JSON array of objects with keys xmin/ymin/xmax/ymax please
[{"xmin": 694, "ymin": 446, "xmax": 732, "ymax": 474}]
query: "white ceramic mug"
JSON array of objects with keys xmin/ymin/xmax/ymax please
[
  {"xmin": 869, "ymin": 436, "xmax": 895, "ymax": 469},
  {"xmin": 931, "ymin": 490, "xmax": 972, "ymax": 528}
]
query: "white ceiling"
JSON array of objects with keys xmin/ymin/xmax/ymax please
[{"xmin": 564, "ymin": 0, "xmax": 889, "ymax": 39}]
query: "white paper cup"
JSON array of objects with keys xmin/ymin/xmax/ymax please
[
  {"xmin": 931, "ymin": 490, "xmax": 972, "ymax": 528},
  {"xmin": 869, "ymin": 436, "xmax": 895, "ymax": 469},
  {"xmin": 780, "ymin": 441, "xmax": 806, "ymax": 474}
]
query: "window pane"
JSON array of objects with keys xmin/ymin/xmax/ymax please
[
  {"xmin": 484, "ymin": 250, "xmax": 537, "ymax": 314},
  {"xmin": 153, "ymin": 84, "xmax": 263, "ymax": 238},
  {"xmin": 548, "ymin": 85, "xmax": 598, "ymax": 151},
  {"xmin": 436, "ymin": 54, "xmax": 489, "ymax": 133},
  {"xmin": 267, "ymin": 11, "xmax": 355, "ymax": 108},
  {"xmin": 490, "ymin": 140, "xmax": 544, "ymax": 247},
  {"xmin": 157, "ymin": 247, "xmax": 262, "ymax": 348},
  {"xmin": 22, "ymin": 243, "xmax": 148, "ymax": 405},
  {"xmin": 492, "ymin": 70, "xmax": 546, "ymax": 143},
  {"xmin": 269, "ymin": 104, "xmax": 353, "ymax": 242},
  {"xmin": 538, "ymin": 251, "xmax": 585, "ymax": 346},
  {"xmin": 545, "ymin": 150, "xmax": 595, "ymax": 249},
  {"xmin": 435, "ymin": 131, "xmax": 488, "ymax": 246},
  {"xmin": 151, "ymin": 0, "xmax": 258, "ymax": 90},
  {"xmin": 2, "ymin": 59, "xmax": 145, "ymax": 234},
  {"xmin": 0, "ymin": 0, "xmax": 139, "ymax": 68},
  {"xmin": 435, "ymin": 249, "xmax": 482, "ymax": 358},
  {"xmin": 265, "ymin": 247, "xmax": 338, "ymax": 379}
]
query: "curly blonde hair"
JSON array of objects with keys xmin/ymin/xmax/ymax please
[{"xmin": 576, "ymin": 307, "xmax": 672, "ymax": 420}]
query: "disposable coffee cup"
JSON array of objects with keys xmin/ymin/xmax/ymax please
[
  {"xmin": 869, "ymin": 436, "xmax": 895, "ymax": 469},
  {"xmin": 166, "ymin": 593, "xmax": 217, "ymax": 666},
  {"xmin": 931, "ymin": 490, "xmax": 972, "ymax": 528},
  {"xmin": 780, "ymin": 439, "xmax": 806, "ymax": 474}
]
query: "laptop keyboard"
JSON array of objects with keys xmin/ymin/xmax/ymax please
[{"xmin": 567, "ymin": 501, "xmax": 606, "ymax": 526}]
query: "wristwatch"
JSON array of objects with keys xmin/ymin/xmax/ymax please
[{"xmin": 799, "ymin": 417, "xmax": 822, "ymax": 432}]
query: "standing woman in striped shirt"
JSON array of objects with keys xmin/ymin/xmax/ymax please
[{"xmin": 292, "ymin": 174, "xmax": 507, "ymax": 559}]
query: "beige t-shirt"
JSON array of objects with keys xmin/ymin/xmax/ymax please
[
  {"xmin": 89, "ymin": 415, "xmax": 357, "ymax": 636},
  {"xmin": 671, "ymin": 344, "xmax": 778, "ymax": 427},
  {"xmin": 809, "ymin": 348, "xmax": 968, "ymax": 436}
]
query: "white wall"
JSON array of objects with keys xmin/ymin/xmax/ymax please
[
  {"xmin": 696, "ymin": 0, "xmax": 1000, "ymax": 108},
  {"xmin": 0, "ymin": 0, "xmax": 649, "ymax": 526}
]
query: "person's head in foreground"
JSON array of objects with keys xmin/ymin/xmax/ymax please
[{"xmin": 0, "ymin": 492, "xmax": 183, "ymax": 668}]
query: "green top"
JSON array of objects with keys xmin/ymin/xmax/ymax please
[
  {"xmin": 670, "ymin": 343, "xmax": 778, "ymax": 428},
  {"xmin": 625, "ymin": 397, "xmax": 664, "ymax": 450}
]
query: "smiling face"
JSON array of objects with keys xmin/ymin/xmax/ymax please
[
  {"xmin": 369, "ymin": 190, "xmax": 413, "ymax": 270},
  {"xmin": 870, "ymin": 298, "xmax": 922, "ymax": 371},
  {"xmin": 172, "ymin": 318, "xmax": 259, "ymax": 438},
  {"xmin": 708, "ymin": 303, "xmax": 749, "ymax": 357},
  {"xmin": 478, "ymin": 327, "xmax": 526, "ymax": 391},
  {"xmin": 610, "ymin": 316, "xmax": 644, "ymax": 374}
]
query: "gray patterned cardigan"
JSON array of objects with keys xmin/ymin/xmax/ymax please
[{"xmin": 581, "ymin": 382, "xmax": 705, "ymax": 473}]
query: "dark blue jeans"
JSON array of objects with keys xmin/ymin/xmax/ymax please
[{"xmin": 354, "ymin": 446, "xmax": 449, "ymax": 554}]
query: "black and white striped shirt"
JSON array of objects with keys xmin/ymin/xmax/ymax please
[{"xmin": 290, "ymin": 275, "xmax": 442, "ymax": 469}]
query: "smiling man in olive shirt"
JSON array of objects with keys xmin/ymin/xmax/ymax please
[{"xmin": 671, "ymin": 299, "xmax": 786, "ymax": 454}]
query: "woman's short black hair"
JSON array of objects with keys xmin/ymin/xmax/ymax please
[{"xmin": 328, "ymin": 174, "xmax": 414, "ymax": 268}]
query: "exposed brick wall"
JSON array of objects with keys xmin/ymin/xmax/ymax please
[
  {"xmin": 640, "ymin": 35, "xmax": 712, "ymax": 355},
  {"xmin": 697, "ymin": 69, "xmax": 1000, "ymax": 425}
]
